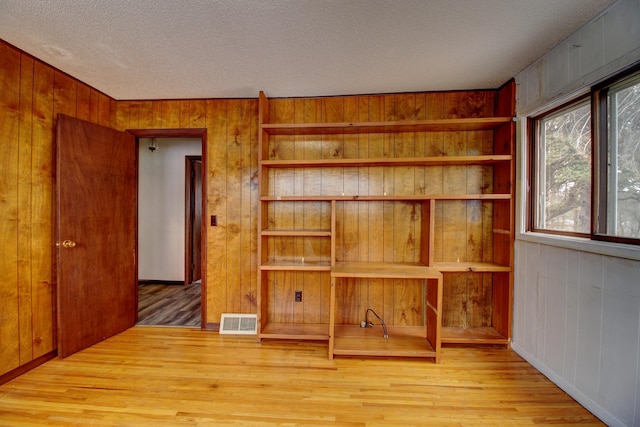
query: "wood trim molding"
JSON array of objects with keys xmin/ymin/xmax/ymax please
[
  {"xmin": 127, "ymin": 127, "xmax": 208, "ymax": 328},
  {"xmin": 0, "ymin": 351, "xmax": 57, "ymax": 386},
  {"xmin": 204, "ymin": 322, "xmax": 220, "ymax": 332},
  {"xmin": 127, "ymin": 129, "xmax": 206, "ymax": 138}
]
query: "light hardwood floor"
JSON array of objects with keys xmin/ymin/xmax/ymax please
[{"xmin": 0, "ymin": 327, "xmax": 603, "ymax": 426}]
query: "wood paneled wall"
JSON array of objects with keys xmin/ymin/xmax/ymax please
[
  {"xmin": 115, "ymin": 99, "xmax": 259, "ymax": 326},
  {"xmin": 0, "ymin": 40, "xmax": 117, "ymax": 376},
  {"xmin": 0, "ymin": 40, "xmax": 258, "ymax": 378}
]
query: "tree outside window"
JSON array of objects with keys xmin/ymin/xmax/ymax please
[
  {"xmin": 535, "ymin": 101, "xmax": 591, "ymax": 234},
  {"xmin": 605, "ymin": 76, "xmax": 640, "ymax": 239}
]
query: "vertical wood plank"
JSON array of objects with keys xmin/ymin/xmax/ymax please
[
  {"xmin": 300, "ymin": 98, "xmax": 325, "ymax": 323},
  {"xmin": 129, "ymin": 101, "xmax": 142, "ymax": 128},
  {"xmin": 151, "ymin": 101, "xmax": 163, "ymax": 129},
  {"xmin": 75, "ymin": 83, "xmax": 91, "ymax": 122},
  {"xmin": 161, "ymin": 101, "xmax": 181, "ymax": 128},
  {"xmin": 441, "ymin": 92, "xmax": 469, "ymax": 328},
  {"xmin": 292, "ymin": 99, "xmax": 306, "ymax": 323},
  {"xmin": 108, "ymin": 98, "xmax": 118, "ymax": 128},
  {"xmin": 97, "ymin": 92, "xmax": 112, "ymax": 127},
  {"xmin": 466, "ymin": 94, "xmax": 486, "ymax": 326},
  {"xmin": 481, "ymin": 91, "xmax": 496, "ymax": 327},
  {"xmin": 394, "ymin": 95, "xmax": 420, "ymax": 325},
  {"xmin": 342, "ymin": 96, "xmax": 359, "ymax": 264},
  {"xmin": 31, "ymin": 61, "xmax": 55, "ymax": 359},
  {"xmin": 17, "ymin": 54, "xmax": 34, "ymax": 365},
  {"xmin": 341, "ymin": 97, "xmax": 360, "ymax": 323},
  {"xmin": 206, "ymin": 99, "xmax": 228, "ymax": 323},
  {"xmin": 414, "ymin": 94, "xmax": 426, "ymax": 196},
  {"xmin": 116, "ymin": 100, "xmax": 130, "ymax": 130},
  {"xmin": 179, "ymin": 100, "xmax": 190, "ymax": 128},
  {"xmin": 272, "ymin": 99, "xmax": 296, "ymax": 323},
  {"xmin": 53, "ymin": 72, "xmax": 77, "ymax": 118},
  {"xmin": 241, "ymin": 99, "xmax": 258, "ymax": 313},
  {"xmin": 0, "ymin": 43, "xmax": 22, "ymax": 375},
  {"xmin": 225, "ymin": 100, "xmax": 243, "ymax": 314},
  {"xmin": 365, "ymin": 95, "xmax": 385, "ymax": 321},
  {"xmin": 355, "ymin": 97, "xmax": 371, "ymax": 322},
  {"xmin": 425, "ymin": 92, "xmax": 444, "ymax": 265},
  {"xmin": 137, "ymin": 101, "xmax": 154, "ymax": 128},
  {"xmin": 321, "ymin": 97, "xmax": 344, "ymax": 197},
  {"xmin": 88, "ymin": 89, "xmax": 99, "ymax": 123},
  {"xmin": 189, "ymin": 100, "xmax": 206, "ymax": 128},
  {"xmin": 320, "ymin": 98, "xmax": 345, "ymax": 319}
]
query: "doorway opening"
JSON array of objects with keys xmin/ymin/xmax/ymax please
[{"xmin": 129, "ymin": 129, "xmax": 207, "ymax": 328}]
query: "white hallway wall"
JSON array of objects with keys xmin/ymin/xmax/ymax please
[
  {"xmin": 513, "ymin": 0, "xmax": 640, "ymax": 426},
  {"xmin": 138, "ymin": 137, "xmax": 202, "ymax": 281}
]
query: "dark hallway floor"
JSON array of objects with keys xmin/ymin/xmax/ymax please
[{"xmin": 137, "ymin": 282, "xmax": 201, "ymax": 326}]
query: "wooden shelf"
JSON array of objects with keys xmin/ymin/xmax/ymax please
[
  {"xmin": 259, "ymin": 323, "xmax": 329, "ymax": 341},
  {"xmin": 261, "ymin": 228, "xmax": 331, "ymax": 237},
  {"xmin": 260, "ymin": 194, "xmax": 511, "ymax": 202},
  {"xmin": 258, "ymin": 84, "xmax": 515, "ymax": 358},
  {"xmin": 332, "ymin": 262, "xmax": 441, "ymax": 279},
  {"xmin": 333, "ymin": 325, "xmax": 437, "ymax": 358},
  {"xmin": 259, "ymin": 260, "xmax": 331, "ymax": 271},
  {"xmin": 441, "ymin": 326, "xmax": 509, "ymax": 345},
  {"xmin": 261, "ymin": 117, "xmax": 512, "ymax": 135},
  {"xmin": 261, "ymin": 155, "xmax": 512, "ymax": 168},
  {"xmin": 434, "ymin": 262, "xmax": 511, "ymax": 272},
  {"xmin": 432, "ymin": 194, "xmax": 511, "ymax": 200}
]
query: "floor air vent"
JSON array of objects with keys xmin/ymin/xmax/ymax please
[{"xmin": 219, "ymin": 313, "xmax": 257, "ymax": 335}]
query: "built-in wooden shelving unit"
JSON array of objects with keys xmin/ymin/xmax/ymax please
[{"xmin": 257, "ymin": 83, "xmax": 515, "ymax": 361}]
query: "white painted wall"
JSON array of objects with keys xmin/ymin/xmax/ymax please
[
  {"xmin": 138, "ymin": 137, "xmax": 201, "ymax": 281},
  {"xmin": 513, "ymin": 1, "xmax": 640, "ymax": 426}
]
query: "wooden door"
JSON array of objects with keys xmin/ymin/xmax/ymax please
[
  {"xmin": 186, "ymin": 156, "xmax": 202, "ymax": 284},
  {"xmin": 56, "ymin": 115, "xmax": 137, "ymax": 358}
]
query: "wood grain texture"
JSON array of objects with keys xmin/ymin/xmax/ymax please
[
  {"xmin": 17, "ymin": 54, "xmax": 34, "ymax": 366},
  {"xmin": 260, "ymin": 89, "xmax": 511, "ymax": 336},
  {"xmin": 226, "ymin": 100, "xmax": 243, "ymax": 313},
  {"xmin": 0, "ymin": 40, "xmax": 263, "ymax": 378},
  {"xmin": 30, "ymin": 61, "xmax": 56, "ymax": 360},
  {"xmin": 56, "ymin": 116, "xmax": 137, "ymax": 358},
  {"xmin": 0, "ymin": 327, "xmax": 603, "ymax": 426},
  {"xmin": 1, "ymin": 41, "xmax": 122, "ymax": 377},
  {"xmin": 206, "ymin": 99, "xmax": 229, "ymax": 322},
  {"xmin": 0, "ymin": 41, "xmax": 21, "ymax": 375}
]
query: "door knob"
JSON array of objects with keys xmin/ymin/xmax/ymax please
[{"xmin": 62, "ymin": 240, "xmax": 77, "ymax": 248}]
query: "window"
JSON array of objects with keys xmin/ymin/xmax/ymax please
[
  {"xmin": 595, "ymin": 71, "xmax": 640, "ymax": 243},
  {"xmin": 531, "ymin": 99, "xmax": 591, "ymax": 235},
  {"xmin": 529, "ymin": 61, "xmax": 640, "ymax": 246}
]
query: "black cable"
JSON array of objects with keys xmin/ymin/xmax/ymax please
[{"xmin": 364, "ymin": 308, "xmax": 388, "ymax": 339}]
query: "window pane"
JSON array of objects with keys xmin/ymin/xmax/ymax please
[
  {"xmin": 537, "ymin": 102, "xmax": 591, "ymax": 233},
  {"xmin": 607, "ymin": 77, "xmax": 640, "ymax": 238}
]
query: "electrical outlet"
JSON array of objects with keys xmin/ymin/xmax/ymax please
[
  {"xmin": 295, "ymin": 290, "xmax": 302, "ymax": 302},
  {"xmin": 211, "ymin": 215, "xmax": 217, "ymax": 226}
]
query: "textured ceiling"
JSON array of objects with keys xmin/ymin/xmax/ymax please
[{"xmin": 0, "ymin": 0, "xmax": 616, "ymax": 99}]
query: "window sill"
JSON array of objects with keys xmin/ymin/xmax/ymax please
[{"xmin": 516, "ymin": 231, "xmax": 640, "ymax": 262}]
